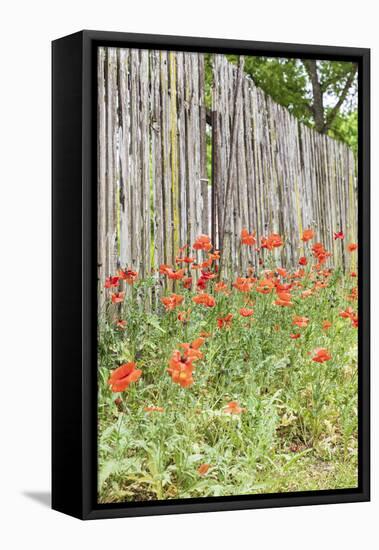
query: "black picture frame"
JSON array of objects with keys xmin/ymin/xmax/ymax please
[{"xmin": 52, "ymin": 30, "xmax": 370, "ymax": 520}]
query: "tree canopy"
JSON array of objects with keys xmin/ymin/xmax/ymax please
[{"xmin": 226, "ymin": 55, "xmax": 358, "ymax": 154}]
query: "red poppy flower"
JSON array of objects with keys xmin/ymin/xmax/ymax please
[
  {"xmin": 351, "ymin": 315, "xmax": 358, "ymax": 328},
  {"xmin": 119, "ymin": 269, "xmax": 138, "ymax": 285},
  {"xmin": 111, "ymin": 291, "xmax": 125, "ymax": 304},
  {"xmin": 322, "ymin": 320, "xmax": 332, "ymax": 330},
  {"xmin": 312, "ymin": 348, "xmax": 331, "ymax": 363},
  {"xmin": 192, "ymin": 293, "xmax": 216, "ymax": 307},
  {"xmin": 290, "ymin": 333, "xmax": 301, "ymax": 339},
  {"xmin": 351, "ymin": 271, "xmax": 357, "ymax": 278},
  {"xmin": 292, "ymin": 316, "xmax": 309, "ymax": 328},
  {"xmin": 241, "ymin": 228, "xmax": 256, "ymax": 246},
  {"xmin": 193, "ymin": 234, "xmax": 212, "ymax": 251},
  {"xmin": 217, "ymin": 313, "xmax": 233, "ymax": 329},
  {"xmin": 161, "ymin": 293, "xmax": 184, "ymax": 311},
  {"xmin": 108, "ymin": 362, "xmax": 142, "ymax": 392},
  {"xmin": 239, "ymin": 308, "xmax": 254, "ymax": 317},
  {"xmin": 299, "ymin": 256, "xmax": 307, "ymax": 266},
  {"xmin": 224, "ymin": 401, "xmax": 246, "ymax": 414},
  {"xmin": 182, "ymin": 276, "xmax": 192, "ymax": 289},
  {"xmin": 301, "ymin": 289, "xmax": 313, "ymax": 298},
  {"xmin": 116, "ymin": 319, "xmax": 127, "ymax": 329},
  {"xmin": 334, "ymin": 231, "xmax": 345, "ymax": 240},
  {"xmin": 347, "ymin": 243, "xmax": 358, "ymax": 252},
  {"xmin": 104, "ymin": 276, "xmax": 120, "ymax": 288},
  {"xmin": 301, "ymin": 228, "xmax": 314, "ymax": 242}
]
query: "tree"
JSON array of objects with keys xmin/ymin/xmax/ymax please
[{"xmin": 226, "ymin": 55, "xmax": 358, "ymax": 152}]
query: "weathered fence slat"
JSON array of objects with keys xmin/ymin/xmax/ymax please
[{"xmin": 97, "ymin": 48, "xmax": 358, "ymax": 296}]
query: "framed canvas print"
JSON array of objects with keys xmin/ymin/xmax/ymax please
[{"xmin": 52, "ymin": 30, "xmax": 370, "ymax": 519}]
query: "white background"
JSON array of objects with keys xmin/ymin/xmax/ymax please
[{"xmin": 0, "ymin": 1, "xmax": 376, "ymax": 548}]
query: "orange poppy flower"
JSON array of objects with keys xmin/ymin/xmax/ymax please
[
  {"xmin": 111, "ymin": 291, "xmax": 125, "ymax": 304},
  {"xmin": 348, "ymin": 287, "xmax": 358, "ymax": 301},
  {"xmin": 104, "ymin": 276, "xmax": 119, "ymax": 288},
  {"xmin": 209, "ymin": 251, "xmax": 220, "ymax": 261},
  {"xmin": 276, "ymin": 267, "xmax": 288, "ymax": 278},
  {"xmin": 301, "ymin": 289, "xmax": 313, "ymax": 298},
  {"xmin": 159, "ymin": 264, "xmax": 171, "ymax": 275},
  {"xmin": 255, "ymin": 278, "xmax": 275, "ymax": 294},
  {"xmin": 197, "ymin": 463, "xmax": 211, "ymax": 476},
  {"xmin": 217, "ymin": 313, "xmax": 233, "ymax": 329},
  {"xmin": 118, "ymin": 269, "xmax": 138, "ymax": 285},
  {"xmin": 301, "ymin": 228, "xmax": 314, "ymax": 242},
  {"xmin": 314, "ymin": 281, "xmax": 328, "ymax": 290},
  {"xmin": 199, "ymin": 331, "xmax": 212, "ymax": 338},
  {"xmin": 312, "ymin": 348, "xmax": 331, "ymax": 363},
  {"xmin": 192, "ymin": 293, "xmax": 216, "ymax": 307},
  {"xmin": 339, "ymin": 306, "xmax": 355, "ymax": 319},
  {"xmin": 108, "ymin": 362, "xmax": 142, "ymax": 392},
  {"xmin": 233, "ymin": 277, "xmax": 253, "ymax": 293},
  {"xmin": 176, "ymin": 255, "xmax": 195, "ymax": 264},
  {"xmin": 165, "ymin": 268, "xmax": 185, "ymax": 280},
  {"xmin": 215, "ymin": 281, "xmax": 229, "ymax": 294},
  {"xmin": 182, "ymin": 276, "xmax": 192, "ymax": 289},
  {"xmin": 177, "ymin": 309, "xmax": 190, "ymax": 323},
  {"xmin": 299, "ymin": 256, "xmax": 307, "ymax": 266},
  {"xmin": 292, "ymin": 316, "xmax": 309, "ymax": 328},
  {"xmin": 144, "ymin": 406, "xmax": 164, "ymax": 413},
  {"xmin": 290, "ymin": 333, "xmax": 301, "ymax": 339},
  {"xmin": 351, "ymin": 315, "xmax": 358, "ymax": 328},
  {"xmin": 116, "ymin": 319, "xmax": 127, "ymax": 329},
  {"xmin": 274, "ymin": 292, "xmax": 293, "ymax": 307},
  {"xmin": 292, "ymin": 268, "xmax": 306, "ymax": 279},
  {"xmin": 241, "ymin": 228, "xmax": 256, "ymax": 246},
  {"xmin": 200, "ymin": 259, "xmax": 213, "ymax": 269},
  {"xmin": 261, "ymin": 233, "xmax": 283, "ymax": 250},
  {"xmin": 161, "ymin": 293, "xmax": 184, "ymax": 311},
  {"xmin": 239, "ymin": 307, "xmax": 254, "ymax": 317},
  {"xmin": 322, "ymin": 320, "xmax": 332, "ymax": 330},
  {"xmin": 312, "ymin": 242, "xmax": 331, "ymax": 265},
  {"xmin": 167, "ymin": 351, "xmax": 195, "ymax": 388},
  {"xmin": 193, "ymin": 234, "xmax": 212, "ymax": 251},
  {"xmin": 347, "ymin": 242, "xmax": 358, "ymax": 252},
  {"xmin": 224, "ymin": 401, "xmax": 246, "ymax": 414}
]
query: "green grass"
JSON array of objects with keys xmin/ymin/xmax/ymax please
[{"xmin": 97, "ymin": 265, "xmax": 358, "ymax": 503}]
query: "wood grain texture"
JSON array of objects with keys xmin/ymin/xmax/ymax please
[{"xmin": 97, "ymin": 49, "xmax": 357, "ymax": 293}]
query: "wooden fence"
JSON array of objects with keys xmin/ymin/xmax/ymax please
[
  {"xmin": 97, "ymin": 47, "xmax": 357, "ymax": 299},
  {"xmin": 212, "ymin": 55, "xmax": 357, "ymax": 276}
]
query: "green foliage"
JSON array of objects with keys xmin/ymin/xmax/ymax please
[
  {"xmin": 98, "ymin": 268, "xmax": 358, "ymax": 503},
  {"xmin": 225, "ymin": 55, "xmax": 358, "ymax": 153}
]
